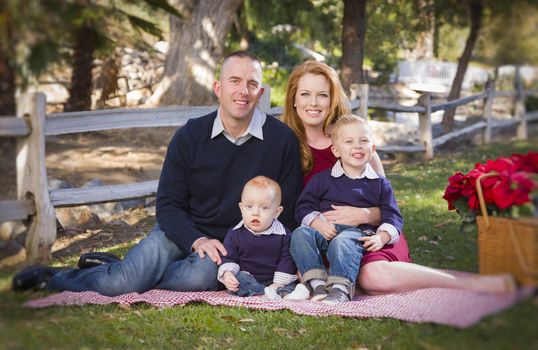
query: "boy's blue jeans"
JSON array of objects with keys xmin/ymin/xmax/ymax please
[
  {"xmin": 234, "ymin": 271, "xmax": 296, "ymax": 297},
  {"xmin": 47, "ymin": 224, "xmax": 219, "ymax": 296},
  {"xmin": 290, "ymin": 224, "xmax": 366, "ymax": 295}
]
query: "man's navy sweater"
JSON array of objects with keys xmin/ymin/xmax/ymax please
[{"xmin": 156, "ymin": 111, "xmax": 302, "ymax": 254}]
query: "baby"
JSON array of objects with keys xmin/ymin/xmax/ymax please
[{"xmin": 218, "ymin": 176, "xmax": 297, "ymax": 300}]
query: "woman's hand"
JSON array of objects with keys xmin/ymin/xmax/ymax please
[
  {"xmin": 222, "ymin": 271, "xmax": 239, "ymax": 292},
  {"xmin": 311, "ymin": 218, "xmax": 337, "ymax": 240},
  {"xmin": 359, "ymin": 231, "xmax": 390, "ymax": 252},
  {"xmin": 323, "ymin": 205, "xmax": 381, "ymax": 226}
]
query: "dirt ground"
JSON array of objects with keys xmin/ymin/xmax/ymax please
[{"xmin": 0, "ymin": 127, "xmax": 179, "ymax": 264}]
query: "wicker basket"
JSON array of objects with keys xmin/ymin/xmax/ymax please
[{"xmin": 476, "ymin": 173, "xmax": 538, "ymax": 286}]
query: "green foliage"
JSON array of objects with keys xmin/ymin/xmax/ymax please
[
  {"xmin": 2, "ymin": 0, "xmax": 177, "ymax": 86},
  {"xmin": 477, "ymin": 1, "xmax": 538, "ymax": 65},
  {"xmin": 365, "ymin": 0, "xmax": 418, "ymax": 81},
  {"xmin": 242, "ymin": 0, "xmax": 341, "ymax": 54},
  {"xmin": 25, "ymin": 39, "xmax": 63, "ymax": 77},
  {"xmin": 526, "ymin": 96, "xmax": 538, "ymax": 112}
]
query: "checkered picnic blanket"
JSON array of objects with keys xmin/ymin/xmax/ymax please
[{"xmin": 24, "ymin": 284, "xmax": 534, "ymax": 328}]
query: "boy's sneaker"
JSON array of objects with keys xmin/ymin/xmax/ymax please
[
  {"xmin": 310, "ymin": 284, "xmax": 328, "ymax": 301},
  {"xmin": 283, "ymin": 283, "xmax": 310, "ymax": 300},
  {"xmin": 321, "ymin": 287, "xmax": 350, "ymax": 304}
]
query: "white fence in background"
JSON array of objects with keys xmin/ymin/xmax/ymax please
[{"xmin": 394, "ymin": 60, "xmax": 490, "ymax": 92}]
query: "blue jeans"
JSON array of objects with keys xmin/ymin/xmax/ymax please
[
  {"xmin": 47, "ymin": 224, "xmax": 219, "ymax": 296},
  {"xmin": 233, "ymin": 271, "xmax": 296, "ymax": 297},
  {"xmin": 290, "ymin": 225, "xmax": 365, "ymax": 295}
]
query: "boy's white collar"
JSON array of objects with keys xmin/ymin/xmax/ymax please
[
  {"xmin": 233, "ymin": 219, "xmax": 286, "ymax": 235},
  {"xmin": 330, "ymin": 160, "xmax": 379, "ymax": 179}
]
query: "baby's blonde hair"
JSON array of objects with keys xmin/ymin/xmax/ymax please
[
  {"xmin": 242, "ymin": 176, "xmax": 282, "ymax": 205},
  {"xmin": 330, "ymin": 114, "xmax": 373, "ymax": 144}
]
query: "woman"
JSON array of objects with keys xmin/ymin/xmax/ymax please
[{"xmin": 282, "ymin": 60, "xmax": 515, "ymax": 295}]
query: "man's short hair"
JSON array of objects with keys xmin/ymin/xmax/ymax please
[
  {"xmin": 222, "ymin": 50, "xmax": 261, "ymax": 65},
  {"xmin": 218, "ymin": 50, "xmax": 261, "ymax": 80}
]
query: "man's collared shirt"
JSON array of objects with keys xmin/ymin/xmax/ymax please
[{"xmin": 211, "ymin": 108, "xmax": 266, "ymax": 145}]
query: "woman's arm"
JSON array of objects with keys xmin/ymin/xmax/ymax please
[
  {"xmin": 369, "ymin": 151, "xmax": 385, "ymax": 177},
  {"xmin": 322, "ymin": 205, "xmax": 381, "ymax": 227}
]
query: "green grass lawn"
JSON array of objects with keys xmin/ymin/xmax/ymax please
[{"xmin": 1, "ymin": 138, "xmax": 537, "ymax": 350}]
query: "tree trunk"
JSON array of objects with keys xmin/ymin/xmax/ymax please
[
  {"xmin": 408, "ymin": 0, "xmax": 435, "ymax": 60},
  {"xmin": 341, "ymin": 0, "xmax": 367, "ymax": 94},
  {"xmin": 0, "ymin": 30, "xmax": 16, "ymax": 172},
  {"xmin": 441, "ymin": 0, "xmax": 483, "ymax": 132},
  {"xmin": 0, "ymin": 13, "xmax": 15, "ymax": 116},
  {"xmin": 64, "ymin": 22, "xmax": 97, "ymax": 112},
  {"xmin": 0, "ymin": 47, "xmax": 15, "ymax": 117},
  {"xmin": 149, "ymin": 0, "xmax": 244, "ymax": 106},
  {"xmin": 233, "ymin": 6, "xmax": 250, "ymax": 50}
]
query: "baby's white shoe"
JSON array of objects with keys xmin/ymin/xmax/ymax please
[
  {"xmin": 283, "ymin": 283, "xmax": 310, "ymax": 300},
  {"xmin": 264, "ymin": 286, "xmax": 282, "ymax": 301}
]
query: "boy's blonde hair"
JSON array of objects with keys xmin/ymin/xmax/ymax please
[
  {"xmin": 242, "ymin": 176, "xmax": 282, "ymax": 204},
  {"xmin": 330, "ymin": 114, "xmax": 373, "ymax": 144}
]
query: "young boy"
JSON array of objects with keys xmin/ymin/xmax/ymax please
[
  {"xmin": 218, "ymin": 176, "xmax": 297, "ymax": 300},
  {"xmin": 288, "ymin": 115, "xmax": 404, "ymax": 304}
]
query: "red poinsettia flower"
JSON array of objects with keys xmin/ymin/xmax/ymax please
[
  {"xmin": 492, "ymin": 171, "xmax": 537, "ymax": 210},
  {"xmin": 443, "ymin": 172, "xmax": 469, "ymax": 210},
  {"xmin": 443, "ymin": 152, "xmax": 537, "ymax": 217},
  {"xmin": 483, "ymin": 157, "xmax": 514, "ymax": 174},
  {"xmin": 512, "ymin": 152, "xmax": 538, "ymax": 173}
]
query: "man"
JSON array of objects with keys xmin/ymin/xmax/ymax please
[{"xmin": 13, "ymin": 51, "xmax": 303, "ymax": 296}]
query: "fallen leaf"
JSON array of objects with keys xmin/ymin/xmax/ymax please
[
  {"xmin": 435, "ymin": 220, "xmax": 452, "ymax": 228},
  {"xmin": 118, "ymin": 303, "xmax": 131, "ymax": 311},
  {"xmin": 221, "ymin": 315, "xmax": 239, "ymax": 323}
]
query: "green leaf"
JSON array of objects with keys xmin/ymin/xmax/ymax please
[
  {"xmin": 27, "ymin": 39, "xmax": 61, "ymax": 76},
  {"xmin": 126, "ymin": 14, "xmax": 162, "ymax": 39},
  {"xmin": 139, "ymin": 0, "xmax": 183, "ymax": 19}
]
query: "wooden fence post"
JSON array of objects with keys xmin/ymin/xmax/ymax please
[
  {"xmin": 418, "ymin": 93, "xmax": 433, "ymax": 159},
  {"xmin": 350, "ymin": 83, "xmax": 369, "ymax": 119},
  {"xmin": 258, "ymin": 83, "xmax": 271, "ymax": 114},
  {"xmin": 358, "ymin": 84, "xmax": 369, "ymax": 119},
  {"xmin": 16, "ymin": 93, "xmax": 56, "ymax": 263},
  {"xmin": 482, "ymin": 78, "xmax": 495, "ymax": 144},
  {"xmin": 514, "ymin": 66, "xmax": 527, "ymax": 140}
]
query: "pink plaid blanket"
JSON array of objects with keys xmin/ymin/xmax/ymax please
[{"xmin": 24, "ymin": 285, "xmax": 534, "ymax": 328}]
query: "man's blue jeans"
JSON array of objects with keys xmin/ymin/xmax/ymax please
[
  {"xmin": 47, "ymin": 224, "xmax": 219, "ymax": 296},
  {"xmin": 290, "ymin": 225, "xmax": 365, "ymax": 295}
]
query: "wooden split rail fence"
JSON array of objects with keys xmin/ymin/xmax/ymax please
[{"xmin": 0, "ymin": 81, "xmax": 537, "ymax": 263}]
